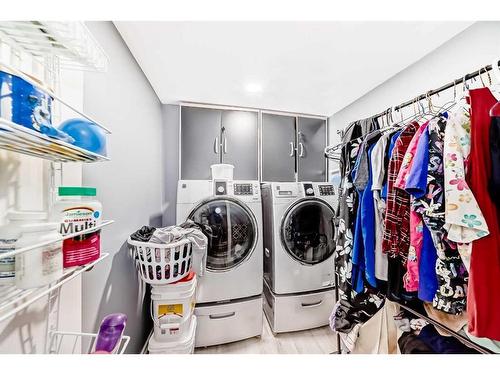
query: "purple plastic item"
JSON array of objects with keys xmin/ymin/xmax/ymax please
[{"xmin": 94, "ymin": 313, "xmax": 127, "ymax": 354}]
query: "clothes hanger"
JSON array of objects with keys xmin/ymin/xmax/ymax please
[
  {"xmin": 391, "ymin": 98, "xmax": 422, "ymax": 129},
  {"xmin": 412, "ymin": 88, "xmax": 456, "ymax": 126},
  {"xmin": 387, "ymin": 105, "xmax": 411, "ymax": 131},
  {"xmin": 396, "ymin": 106, "xmax": 404, "ymax": 124},
  {"xmin": 440, "ymin": 75, "xmax": 472, "ymax": 116},
  {"xmin": 388, "ymin": 106, "xmax": 396, "ymax": 127},
  {"xmin": 395, "ymin": 98, "xmax": 424, "ymax": 127},
  {"xmin": 478, "ymin": 66, "xmax": 488, "ymax": 88},
  {"xmin": 379, "ymin": 110, "xmax": 385, "ymax": 128},
  {"xmin": 484, "ymin": 66, "xmax": 492, "ymax": 87},
  {"xmin": 429, "ymin": 80, "xmax": 463, "ymax": 119},
  {"xmin": 426, "ymin": 91, "xmax": 438, "ymax": 116},
  {"xmin": 414, "ymin": 94, "xmax": 433, "ymax": 123},
  {"xmin": 489, "ymin": 59, "xmax": 500, "ymax": 116}
]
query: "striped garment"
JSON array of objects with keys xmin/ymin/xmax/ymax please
[{"xmin": 381, "ymin": 122, "xmax": 419, "ymax": 263}]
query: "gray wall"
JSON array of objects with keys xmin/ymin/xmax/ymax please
[
  {"xmin": 328, "ymin": 22, "xmax": 500, "ymax": 148},
  {"xmin": 161, "ymin": 104, "xmax": 180, "ymax": 227},
  {"xmin": 82, "ymin": 22, "xmax": 163, "ymax": 353}
]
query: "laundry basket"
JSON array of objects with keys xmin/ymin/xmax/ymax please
[{"xmin": 128, "ymin": 237, "xmax": 197, "ymax": 285}]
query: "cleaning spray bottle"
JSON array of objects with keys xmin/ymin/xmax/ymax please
[{"xmin": 92, "ymin": 313, "xmax": 127, "ymax": 354}]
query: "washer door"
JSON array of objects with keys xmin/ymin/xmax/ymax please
[
  {"xmin": 189, "ymin": 197, "xmax": 257, "ymax": 271},
  {"xmin": 281, "ymin": 199, "xmax": 336, "ymax": 265}
]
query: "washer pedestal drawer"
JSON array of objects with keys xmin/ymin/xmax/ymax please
[
  {"xmin": 263, "ymin": 281, "xmax": 335, "ymax": 333},
  {"xmin": 194, "ymin": 296, "xmax": 263, "ymax": 347}
]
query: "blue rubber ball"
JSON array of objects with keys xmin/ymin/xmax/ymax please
[{"xmin": 58, "ymin": 118, "xmax": 107, "ymax": 156}]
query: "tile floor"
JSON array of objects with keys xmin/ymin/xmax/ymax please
[{"xmin": 195, "ymin": 317, "xmax": 338, "ymax": 354}]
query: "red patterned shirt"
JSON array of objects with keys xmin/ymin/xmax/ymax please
[{"xmin": 382, "ymin": 122, "xmax": 419, "ymax": 262}]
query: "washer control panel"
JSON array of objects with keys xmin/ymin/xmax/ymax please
[
  {"xmin": 319, "ymin": 184, "xmax": 335, "ymax": 196},
  {"xmin": 234, "ymin": 183, "xmax": 253, "ymax": 195}
]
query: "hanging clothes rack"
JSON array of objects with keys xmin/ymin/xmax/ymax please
[
  {"xmin": 327, "ymin": 58, "xmax": 500, "ymax": 354},
  {"xmin": 325, "ymin": 59, "xmax": 500, "ymax": 158}
]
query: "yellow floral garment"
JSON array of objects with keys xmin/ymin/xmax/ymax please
[{"xmin": 443, "ymin": 108, "xmax": 489, "ymax": 270}]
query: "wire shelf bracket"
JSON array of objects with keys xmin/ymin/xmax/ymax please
[
  {"xmin": 48, "ymin": 331, "xmax": 130, "ymax": 354},
  {"xmin": 0, "ymin": 220, "xmax": 114, "ymax": 261},
  {"xmin": 0, "ymin": 253, "xmax": 110, "ymax": 324}
]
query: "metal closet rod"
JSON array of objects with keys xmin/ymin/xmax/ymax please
[
  {"xmin": 333, "ymin": 59, "xmax": 500, "ymax": 139},
  {"xmin": 372, "ymin": 60, "xmax": 500, "ymax": 120},
  {"xmin": 396, "ymin": 302, "xmax": 495, "ymax": 354}
]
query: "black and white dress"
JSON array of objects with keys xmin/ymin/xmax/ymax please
[{"xmin": 333, "ymin": 117, "xmax": 385, "ymax": 333}]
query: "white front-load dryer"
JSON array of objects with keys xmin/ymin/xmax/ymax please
[
  {"xmin": 261, "ymin": 182, "xmax": 338, "ymax": 333},
  {"xmin": 176, "ymin": 179, "xmax": 263, "ymax": 347}
]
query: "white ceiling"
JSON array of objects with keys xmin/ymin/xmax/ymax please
[{"xmin": 115, "ymin": 21, "xmax": 472, "ymax": 116}]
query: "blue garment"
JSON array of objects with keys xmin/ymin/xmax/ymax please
[
  {"xmin": 351, "ymin": 143, "xmax": 366, "ymax": 293},
  {"xmin": 418, "ymin": 225, "xmax": 439, "ymax": 302},
  {"xmin": 381, "ymin": 130, "xmax": 403, "ymax": 199},
  {"xmin": 405, "ymin": 125, "xmax": 430, "ymax": 198},
  {"xmin": 352, "ymin": 141, "xmax": 380, "ymax": 292},
  {"xmin": 360, "ymin": 143, "xmax": 377, "ymax": 288},
  {"xmin": 351, "ymin": 200, "xmax": 365, "ymax": 293}
]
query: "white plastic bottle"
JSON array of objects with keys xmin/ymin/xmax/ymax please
[
  {"xmin": 15, "ymin": 223, "xmax": 63, "ymax": 289},
  {"xmin": 50, "ymin": 186, "xmax": 103, "ymax": 267},
  {"xmin": 0, "ymin": 211, "xmax": 47, "ymax": 285}
]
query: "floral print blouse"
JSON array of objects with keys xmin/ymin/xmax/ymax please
[{"xmin": 443, "ymin": 108, "xmax": 489, "ymax": 268}]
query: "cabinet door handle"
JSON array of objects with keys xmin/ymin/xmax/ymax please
[
  {"xmin": 209, "ymin": 312, "xmax": 236, "ymax": 320},
  {"xmin": 301, "ymin": 300, "xmax": 323, "ymax": 308},
  {"xmin": 223, "ymin": 136, "xmax": 227, "ymax": 154},
  {"xmin": 299, "ymin": 142, "xmax": 304, "ymax": 158},
  {"xmin": 289, "ymin": 142, "xmax": 294, "ymax": 157},
  {"xmin": 214, "ymin": 136, "xmax": 219, "ymax": 154}
]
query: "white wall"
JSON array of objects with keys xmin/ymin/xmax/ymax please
[
  {"xmin": 328, "ymin": 21, "xmax": 500, "ymax": 150},
  {"xmin": 81, "ymin": 22, "xmax": 163, "ymax": 353},
  {"xmin": 161, "ymin": 104, "xmax": 180, "ymax": 227}
]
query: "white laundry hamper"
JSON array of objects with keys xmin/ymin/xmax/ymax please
[
  {"xmin": 148, "ymin": 315, "xmax": 197, "ymax": 354},
  {"xmin": 151, "ymin": 271, "xmax": 197, "ymax": 342},
  {"xmin": 128, "ymin": 236, "xmax": 206, "ymax": 285}
]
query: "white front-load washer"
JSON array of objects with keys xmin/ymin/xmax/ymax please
[
  {"xmin": 177, "ymin": 179, "xmax": 263, "ymax": 347},
  {"xmin": 261, "ymin": 182, "xmax": 338, "ymax": 333}
]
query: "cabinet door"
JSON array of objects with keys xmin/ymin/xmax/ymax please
[
  {"xmin": 297, "ymin": 117, "xmax": 327, "ymax": 182},
  {"xmin": 221, "ymin": 110, "xmax": 258, "ymax": 180},
  {"xmin": 181, "ymin": 106, "xmax": 222, "ymax": 179},
  {"xmin": 262, "ymin": 113, "xmax": 296, "ymax": 182}
]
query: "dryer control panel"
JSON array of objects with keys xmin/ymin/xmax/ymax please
[
  {"xmin": 234, "ymin": 183, "xmax": 253, "ymax": 195},
  {"xmin": 318, "ymin": 184, "xmax": 335, "ymax": 196},
  {"xmin": 212, "ymin": 180, "xmax": 261, "ymax": 202}
]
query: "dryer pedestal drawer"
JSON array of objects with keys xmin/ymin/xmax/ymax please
[
  {"xmin": 194, "ymin": 296, "xmax": 263, "ymax": 347},
  {"xmin": 263, "ymin": 283, "xmax": 335, "ymax": 333}
]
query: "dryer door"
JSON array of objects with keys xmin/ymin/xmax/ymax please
[
  {"xmin": 188, "ymin": 197, "xmax": 257, "ymax": 271},
  {"xmin": 281, "ymin": 198, "xmax": 336, "ymax": 265}
]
